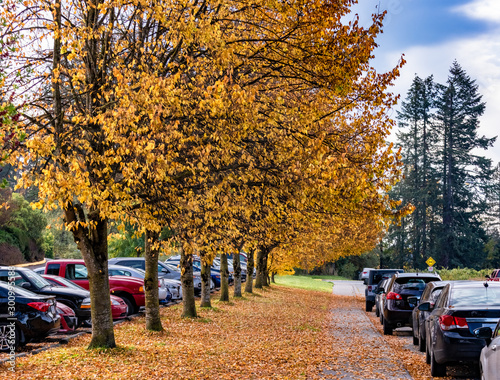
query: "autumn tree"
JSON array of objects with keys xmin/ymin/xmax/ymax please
[{"xmin": 2, "ymin": 0, "xmax": 408, "ymax": 347}]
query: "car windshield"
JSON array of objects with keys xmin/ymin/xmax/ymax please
[
  {"xmin": 0, "ymin": 282, "xmax": 41, "ymax": 298},
  {"xmin": 0, "ymin": 269, "xmax": 52, "ymax": 289},
  {"xmin": 48, "ymin": 276, "xmax": 87, "ymax": 290},
  {"xmin": 164, "ymin": 263, "xmax": 180, "ymax": 272},
  {"xmin": 450, "ymin": 286, "xmax": 500, "ymax": 307}
]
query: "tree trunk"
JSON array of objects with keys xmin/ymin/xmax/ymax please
[
  {"xmin": 244, "ymin": 248, "xmax": 254, "ymax": 294},
  {"xmin": 180, "ymin": 246, "xmax": 197, "ymax": 318},
  {"xmin": 144, "ymin": 230, "xmax": 163, "ymax": 331},
  {"xmin": 219, "ymin": 253, "xmax": 229, "ymax": 301},
  {"xmin": 254, "ymin": 248, "xmax": 264, "ymax": 289},
  {"xmin": 64, "ymin": 204, "xmax": 115, "ymax": 349},
  {"xmin": 263, "ymin": 251, "xmax": 270, "ymax": 287},
  {"xmin": 233, "ymin": 241, "xmax": 244, "ymax": 298},
  {"xmin": 271, "ymin": 272, "xmax": 275, "ymax": 283},
  {"xmin": 199, "ymin": 251, "xmax": 212, "ymax": 308}
]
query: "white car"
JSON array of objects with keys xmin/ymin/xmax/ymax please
[
  {"xmin": 475, "ymin": 320, "xmax": 500, "ymax": 380},
  {"xmin": 359, "ymin": 268, "xmax": 374, "ymax": 282}
]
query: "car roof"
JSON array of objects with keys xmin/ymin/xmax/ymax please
[
  {"xmin": 450, "ymin": 280, "xmax": 500, "ymax": 288},
  {"xmin": 393, "ymin": 272, "xmax": 441, "ymax": 278}
]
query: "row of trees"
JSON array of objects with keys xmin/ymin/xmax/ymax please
[
  {"xmin": 1, "ymin": 0, "xmax": 410, "ymax": 348},
  {"xmin": 386, "ymin": 62, "xmax": 499, "ymax": 269}
]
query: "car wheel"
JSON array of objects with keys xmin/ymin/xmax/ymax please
[
  {"xmin": 375, "ymin": 305, "xmax": 379, "ymax": 317},
  {"xmin": 418, "ymin": 333, "xmax": 426, "ymax": 352},
  {"xmin": 82, "ymin": 318, "xmax": 92, "ymax": 327},
  {"xmin": 430, "ymin": 348, "xmax": 446, "ymax": 377},
  {"xmin": 0, "ymin": 322, "xmax": 19, "ymax": 352},
  {"xmin": 383, "ymin": 318, "xmax": 393, "ymax": 335},
  {"xmin": 119, "ymin": 296, "xmax": 134, "ymax": 316},
  {"xmin": 379, "ymin": 313, "xmax": 383, "ymax": 325},
  {"xmin": 365, "ymin": 301, "xmax": 373, "ymax": 312}
]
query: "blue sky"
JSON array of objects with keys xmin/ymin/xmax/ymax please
[{"xmin": 350, "ymin": 0, "xmax": 500, "ymax": 164}]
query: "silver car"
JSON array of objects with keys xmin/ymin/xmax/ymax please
[{"xmin": 475, "ymin": 320, "xmax": 500, "ymax": 380}]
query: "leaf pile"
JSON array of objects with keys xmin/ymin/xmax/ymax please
[{"xmin": 1, "ymin": 286, "xmax": 342, "ymax": 379}]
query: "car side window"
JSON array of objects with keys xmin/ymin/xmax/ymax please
[
  {"xmin": 46, "ymin": 263, "xmax": 60, "ymax": 276},
  {"xmin": 435, "ymin": 286, "xmax": 449, "ymax": 308},
  {"xmin": 493, "ymin": 321, "xmax": 500, "ymax": 338},
  {"xmin": 429, "ymin": 289, "xmax": 442, "ymax": 303}
]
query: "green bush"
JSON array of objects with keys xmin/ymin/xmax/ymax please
[{"xmin": 436, "ymin": 267, "xmax": 493, "ymax": 281}]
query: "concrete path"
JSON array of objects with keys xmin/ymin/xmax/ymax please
[{"xmin": 321, "ymin": 280, "xmax": 413, "ymax": 380}]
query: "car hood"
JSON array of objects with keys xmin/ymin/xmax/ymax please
[{"xmin": 38, "ymin": 285, "xmax": 90, "ymax": 299}]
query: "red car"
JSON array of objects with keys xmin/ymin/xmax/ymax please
[
  {"xmin": 43, "ymin": 259, "xmax": 145, "ymax": 315},
  {"xmin": 42, "ymin": 274, "xmax": 128, "ymax": 321},
  {"xmin": 56, "ymin": 302, "xmax": 77, "ymax": 333}
]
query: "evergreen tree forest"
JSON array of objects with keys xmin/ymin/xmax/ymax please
[{"xmin": 386, "ymin": 61, "xmax": 500, "ymax": 270}]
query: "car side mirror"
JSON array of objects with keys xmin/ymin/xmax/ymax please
[
  {"xmin": 418, "ymin": 302, "xmax": 431, "ymax": 311},
  {"xmin": 474, "ymin": 327, "xmax": 492, "ymax": 345},
  {"xmin": 486, "ymin": 275, "xmax": 491, "ymax": 279}
]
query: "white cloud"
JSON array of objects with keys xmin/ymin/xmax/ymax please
[{"xmin": 453, "ymin": 0, "xmax": 500, "ymax": 24}]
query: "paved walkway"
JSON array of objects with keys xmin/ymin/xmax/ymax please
[{"xmin": 321, "ymin": 281, "xmax": 413, "ymax": 380}]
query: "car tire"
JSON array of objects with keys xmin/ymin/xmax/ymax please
[
  {"xmin": 0, "ymin": 322, "xmax": 20, "ymax": 352},
  {"xmin": 365, "ymin": 301, "xmax": 373, "ymax": 312},
  {"xmin": 119, "ymin": 296, "xmax": 135, "ymax": 316},
  {"xmin": 430, "ymin": 348, "xmax": 446, "ymax": 377},
  {"xmin": 418, "ymin": 333, "xmax": 426, "ymax": 352},
  {"xmin": 375, "ymin": 305, "xmax": 379, "ymax": 317},
  {"xmin": 425, "ymin": 342, "xmax": 431, "ymax": 364},
  {"xmin": 383, "ymin": 318, "xmax": 393, "ymax": 335},
  {"xmin": 379, "ymin": 313, "xmax": 383, "ymax": 325},
  {"xmin": 82, "ymin": 318, "xmax": 92, "ymax": 327}
]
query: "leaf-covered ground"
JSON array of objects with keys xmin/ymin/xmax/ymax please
[{"xmin": 2, "ymin": 286, "xmax": 343, "ymax": 379}]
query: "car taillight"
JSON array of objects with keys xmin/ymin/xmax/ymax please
[
  {"xmin": 368, "ymin": 286, "xmax": 373, "ymax": 291},
  {"xmin": 439, "ymin": 315, "xmax": 469, "ymax": 331},
  {"xmin": 28, "ymin": 302, "xmax": 50, "ymax": 312},
  {"xmin": 386, "ymin": 292, "xmax": 402, "ymax": 300}
]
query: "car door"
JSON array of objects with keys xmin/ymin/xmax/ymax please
[{"xmin": 484, "ymin": 320, "xmax": 500, "ymax": 379}]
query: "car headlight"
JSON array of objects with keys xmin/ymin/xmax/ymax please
[
  {"xmin": 81, "ymin": 297, "xmax": 91, "ymax": 308},
  {"xmin": 110, "ymin": 298, "xmax": 121, "ymax": 306}
]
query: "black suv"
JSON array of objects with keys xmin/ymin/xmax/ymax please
[
  {"xmin": 381, "ymin": 272, "xmax": 441, "ymax": 335},
  {"xmin": 364, "ymin": 269, "xmax": 404, "ymax": 312}
]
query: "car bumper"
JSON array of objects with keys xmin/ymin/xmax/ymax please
[
  {"xmin": 434, "ymin": 330, "xmax": 485, "ymax": 364},
  {"xmin": 383, "ymin": 307, "xmax": 412, "ymax": 327}
]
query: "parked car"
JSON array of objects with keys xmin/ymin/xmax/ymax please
[
  {"xmin": 42, "ymin": 274, "xmax": 128, "ymax": 321},
  {"xmin": 359, "ymin": 268, "xmax": 374, "ymax": 282},
  {"xmin": 411, "ymin": 280, "xmax": 451, "ymax": 352},
  {"xmin": 44, "ymin": 259, "xmax": 145, "ymax": 315},
  {"xmin": 364, "ymin": 269, "xmax": 404, "ymax": 312},
  {"xmin": 421, "ymin": 281, "xmax": 500, "ymax": 377},
  {"xmin": 56, "ymin": 302, "xmax": 78, "ymax": 333},
  {"xmin": 374, "ymin": 277, "xmax": 390, "ymax": 319},
  {"xmin": 381, "ymin": 272, "xmax": 442, "ymax": 335},
  {"xmin": 474, "ymin": 319, "xmax": 500, "ymax": 380},
  {"xmin": 1, "ymin": 266, "xmax": 92, "ymax": 326},
  {"xmin": 0, "ymin": 281, "xmax": 60, "ymax": 351},
  {"xmin": 165, "ymin": 256, "xmax": 221, "ymax": 288},
  {"xmin": 107, "ymin": 265, "xmax": 173, "ymax": 302}
]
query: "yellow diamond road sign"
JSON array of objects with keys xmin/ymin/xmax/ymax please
[{"xmin": 426, "ymin": 257, "xmax": 436, "ymax": 267}]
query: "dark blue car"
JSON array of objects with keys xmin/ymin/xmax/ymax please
[{"xmin": 421, "ymin": 281, "xmax": 500, "ymax": 377}]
